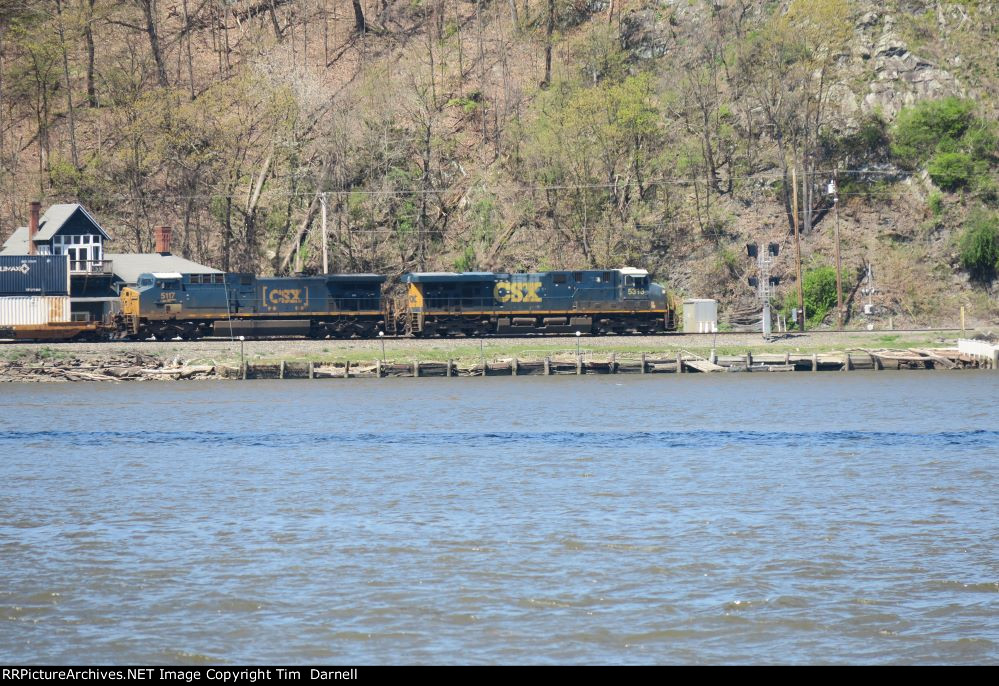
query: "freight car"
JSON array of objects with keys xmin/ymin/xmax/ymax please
[
  {"xmin": 119, "ymin": 271, "xmax": 386, "ymax": 340},
  {"xmin": 401, "ymin": 268, "xmax": 673, "ymax": 336}
]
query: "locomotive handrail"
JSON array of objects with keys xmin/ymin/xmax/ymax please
[{"xmin": 418, "ymin": 296, "xmax": 582, "ymax": 311}]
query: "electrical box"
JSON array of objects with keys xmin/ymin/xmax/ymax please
[{"xmin": 683, "ymin": 298, "xmax": 718, "ymax": 333}]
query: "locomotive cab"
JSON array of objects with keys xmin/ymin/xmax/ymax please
[{"xmin": 620, "ymin": 268, "xmax": 650, "ymax": 300}]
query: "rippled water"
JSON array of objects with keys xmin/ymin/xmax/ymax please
[{"xmin": 1, "ymin": 373, "xmax": 997, "ymax": 664}]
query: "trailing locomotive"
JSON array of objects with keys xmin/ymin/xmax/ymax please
[
  {"xmin": 402, "ymin": 268, "xmax": 673, "ymax": 336},
  {"xmin": 119, "ymin": 272, "xmax": 385, "ymax": 340}
]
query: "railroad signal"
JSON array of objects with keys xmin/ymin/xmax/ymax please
[
  {"xmin": 828, "ymin": 173, "xmax": 844, "ymax": 329},
  {"xmin": 746, "ymin": 240, "xmax": 778, "ymax": 338}
]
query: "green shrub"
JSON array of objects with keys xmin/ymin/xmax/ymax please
[
  {"xmin": 959, "ymin": 211, "xmax": 999, "ymax": 282},
  {"xmin": 820, "ymin": 114, "xmax": 890, "ymax": 165},
  {"xmin": 892, "ymin": 97, "xmax": 975, "ymax": 167},
  {"xmin": 784, "ymin": 265, "xmax": 842, "ymax": 328},
  {"xmin": 928, "ymin": 152, "xmax": 976, "ymax": 191},
  {"xmin": 928, "ymin": 191, "xmax": 944, "ymax": 216},
  {"xmin": 453, "ymin": 245, "xmax": 477, "ymax": 272}
]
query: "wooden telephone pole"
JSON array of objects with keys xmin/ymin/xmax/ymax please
[
  {"xmin": 832, "ymin": 170, "xmax": 843, "ymax": 329},
  {"xmin": 792, "ymin": 166, "xmax": 805, "ymax": 331}
]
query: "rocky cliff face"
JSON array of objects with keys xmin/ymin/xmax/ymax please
[{"xmin": 855, "ymin": 10, "xmax": 963, "ymax": 119}]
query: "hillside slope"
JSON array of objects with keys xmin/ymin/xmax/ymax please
[{"xmin": 0, "ymin": 0, "xmax": 996, "ymax": 327}]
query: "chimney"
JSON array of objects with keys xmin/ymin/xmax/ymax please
[
  {"xmin": 154, "ymin": 226, "xmax": 172, "ymax": 255},
  {"xmin": 28, "ymin": 202, "xmax": 40, "ymax": 256}
]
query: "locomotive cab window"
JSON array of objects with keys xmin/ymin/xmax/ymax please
[
  {"xmin": 553, "ymin": 273, "xmax": 567, "ymax": 285},
  {"xmin": 139, "ymin": 276, "xmax": 154, "ymax": 287},
  {"xmin": 156, "ymin": 279, "xmax": 180, "ymax": 289},
  {"xmin": 626, "ymin": 276, "xmax": 649, "ymax": 289},
  {"xmin": 573, "ymin": 272, "xmax": 583, "ymax": 283}
]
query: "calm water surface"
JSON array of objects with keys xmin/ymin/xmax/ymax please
[{"xmin": 1, "ymin": 373, "xmax": 997, "ymax": 664}]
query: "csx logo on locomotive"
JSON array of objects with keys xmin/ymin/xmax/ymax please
[
  {"xmin": 268, "ymin": 288, "xmax": 304, "ymax": 304},
  {"xmin": 493, "ymin": 281, "xmax": 542, "ymax": 303}
]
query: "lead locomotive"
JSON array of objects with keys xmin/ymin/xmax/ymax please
[{"xmin": 402, "ymin": 268, "xmax": 671, "ymax": 336}]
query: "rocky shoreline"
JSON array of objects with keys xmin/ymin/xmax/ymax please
[{"xmin": 2, "ymin": 342, "xmax": 993, "ymax": 382}]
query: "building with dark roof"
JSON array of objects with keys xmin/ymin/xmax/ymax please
[
  {"xmin": 1, "ymin": 203, "xmax": 111, "ymax": 272},
  {"xmin": 1, "ymin": 204, "xmax": 219, "ymax": 321}
]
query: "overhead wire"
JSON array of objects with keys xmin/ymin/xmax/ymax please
[{"xmin": 58, "ymin": 167, "xmax": 916, "ymax": 204}]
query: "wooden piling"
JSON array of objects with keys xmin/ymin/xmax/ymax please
[
  {"xmin": 992, "ymin": 348, "xmax": 998, "ymax": 370},
  {"xmin": 215, "ymin": 344, "xmax": 990, "ymax": 384}
]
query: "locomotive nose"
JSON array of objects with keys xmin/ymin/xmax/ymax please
[
  {"xmin": 649, "ymin": 283, "xmax": 666, "ymax": 307},
  {"xmin": 121, "ymin": 287, "xmax": 140, "ymax": 317}
]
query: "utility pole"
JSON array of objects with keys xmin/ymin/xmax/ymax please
[
  {"xmin": 320, "ymin": 192, "xmax": 329, "ymax": 275},
  {"xmin": 830, "ymin": 171, "xmax": 843, "ymax": 329},
  {"xmin": 791, "ymin": 165, "xmax": 805, "ymax": 331}
]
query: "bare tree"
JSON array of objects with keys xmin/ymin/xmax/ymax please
[
  {"xmin": 134, "ymin": 0, "xmax": 169, "ymax": 87},
  {"xmin": 351, "ymin": 0, "xmax": 365, "ymax": 34},
  {"xmin": 541, "ymin": 0, "xmax": 554, "ymax": 88},
  {"xmin": 54, "ymin": 0, "xmax": 79, "ymax": 167},
  {"xmin": 83, "ymin": 0, "xmax": 97, "ymax": 106}
]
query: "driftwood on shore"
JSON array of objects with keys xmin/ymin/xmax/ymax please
[{"xmin": 0, "ymin": 352, "xmax": 217, "ymax": 383}]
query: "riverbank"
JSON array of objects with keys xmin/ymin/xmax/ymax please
[{"xmin": 1, "ymin": 329, "xmax": 995, "ymax": 382}]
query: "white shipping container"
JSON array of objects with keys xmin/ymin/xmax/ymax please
[{"xmin": 0, "ymin": 296, "xmax": 72, "ymax": 326}]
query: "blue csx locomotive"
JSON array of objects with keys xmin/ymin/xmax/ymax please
[
  {"xmin": 120, "ymin": 272, "xmax": 385, "ymax": 339},
  {"xmin": 402, "ymin": 268, "xmax": 672, "ymax": 336},
  {"xmin": 118, "ymin": 268, "xmax": 674, "ymax": 339}
]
